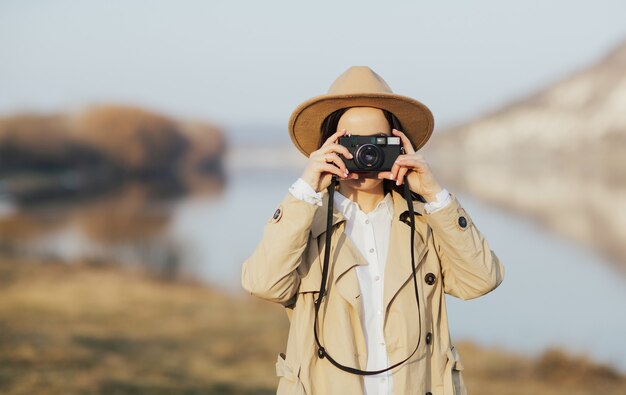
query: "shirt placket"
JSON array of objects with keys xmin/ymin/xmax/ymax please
[{"xmin": 363, "ymin": 212, "xmax": 389, "ymax": 394}]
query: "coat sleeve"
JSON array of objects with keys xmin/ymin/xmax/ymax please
[
  {"xmin": 423, "ymin": 192, "xmax": 505, "ymax": 300},
  {"xmin": 241, "ymin": 191, "xmax": 319, "ymax": 304}
]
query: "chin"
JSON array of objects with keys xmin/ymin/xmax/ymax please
[{"xmin": 342, "ymin": 172, "xmax": 384, "ymax": 191}]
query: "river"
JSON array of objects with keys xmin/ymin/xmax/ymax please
[
  {"xmin": 167, "ymin": 165, "xmax": 626, "ymax": 372},
  {"xmin": 3, "ymin": 162, "xmax": 624, "ymax": 372}
]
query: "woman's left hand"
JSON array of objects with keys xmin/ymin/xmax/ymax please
[{"xmin": 377, "ymin": 129, "xmax": 444, "ymax": 202}]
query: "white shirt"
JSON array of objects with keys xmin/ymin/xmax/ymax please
[
  {"xmin": 288, "ymin": 177, "xmax": 451, "ymax": 395},
  {"xmin": 288, "ymin": 177, "xmax": 451, "ymax": 214}
]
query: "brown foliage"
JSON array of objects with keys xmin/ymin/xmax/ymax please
[
  {"xmin": 74, "ymin": 105, "xmax": 188, "ymax": 174},
  {"xmin": 0, "ymin": 105, "xmax": 225, "ymax": 177},
  {"xmin": 0, "ymin": 114, "xmax": 103, "ymax": 170}
]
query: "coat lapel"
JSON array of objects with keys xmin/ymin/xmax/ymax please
[
  {"xmin": 382, "ymin": 189, "xmax": 429, "ymax": 314},
  {"xmin": 309, "ymin": 187, "xmax": 430, "ymax": 368},
  {"xmin": 311, "ymin": 188, "xmax": 430, "ymax": 315},
  {"xmin": 311, "ymin": 190, "xmax": 368, "ymax": 368},
  {"xmin": 311, "ymin": 190, "xmax": 368, "ymax": 321}
]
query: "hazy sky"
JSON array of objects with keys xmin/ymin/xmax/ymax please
[{"xmin": 1, "ymin": 0, "xmax": 625, "ymax": 140}]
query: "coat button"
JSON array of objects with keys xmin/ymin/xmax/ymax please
[
  {"xmin": 458, "ymin": 216, "xmax": 467, "ymax": 228},
  {"xmin": 426, "ymin": 392, "xmax": 432, "ymax": 395},
  {"xmin": 424, "ymin": 273, "xmax": 436, "ymax": 285},
  {"xmin": 426, "ymin": 332, "xmax": 432, "ymax": 345},
  {"xmin": 271, "ymin": 207, "xmax": 283, "ymax": 222}
]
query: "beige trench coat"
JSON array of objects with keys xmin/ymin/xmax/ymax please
[{"xmin": 241, "ymin": 187, "xmax": 504, "ymax": 395}]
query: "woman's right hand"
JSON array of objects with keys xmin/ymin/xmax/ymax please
[{"xmin": 301, "ymin": 128, "xmax": 359, "ymax": 192}]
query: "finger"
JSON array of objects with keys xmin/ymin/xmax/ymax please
[
  {"xmin": 321, "ymin": 152, "xmax": 348, "ymax": 175},
  {"xmin": 395, "ymin": 157, "xmax": 427, "ymax": 173},
  {"xmin": 390, "ymin": 153, "xmax": 410, "ymax": 180},
  {"xmin": 324, "ymin": 128, "xmax": 346, "ymax": 146},
  {"xmin": 390, "ymin": 160, "xmax": 404, "ymax": 180},
  {"xmin": 316, "ymin": 162, "xmax": 348, "ymax": 179},
  {"xmin": 396, "ymin": 153, "xmax": 425, "ymax": 163},
  {"xmin": 396, "ymin": 167, "xmax": 409, "ymax": 186},
  {"xmin": 392, "ymin": 129, "xmax": 415, "ymax": 154},
  {"xmin": 377, "ymin": 171, "xmax": 394, "ymax": 180},
  {"xmin": 322, "ymin": 128, "xmax": 348, "ymax": 147},
  {"xmin": 321, "ymin": 143, "xmax": 353, "ymax": 159}
]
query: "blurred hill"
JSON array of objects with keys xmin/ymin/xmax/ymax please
[
  {"xmin": 0, "ymin": 105, "xmax": 226, "ymax": 202},
  {"xmin": 424, "ymin": 39, "xmax": 626, "ymax": 269}
]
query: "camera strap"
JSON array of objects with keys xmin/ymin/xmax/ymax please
[{"xmin": 313, "ymin": 174, "xmax": 422, "ymax": 376}]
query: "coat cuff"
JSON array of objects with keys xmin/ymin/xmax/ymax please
[
  {"xmin": 423, "ymin": 188, "xmax": 452, "ymax": 214},
  {"xmin": 422, "ymin": 192, "xmax": 473, "ymax": 233},
  {"xmin": 269, "ymin": 188, "xmax": 321, "ymax": 226},
  {"xmin": 288, "ymin": 177, "xmax": 323, "ymax": 207}
]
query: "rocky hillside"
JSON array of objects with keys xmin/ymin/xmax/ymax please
[{"xmin": 424, "ymin": 39, "xmax": 626, "ymax": 269}]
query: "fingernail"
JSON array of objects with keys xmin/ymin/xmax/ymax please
[
  {"xmin": 396, "ymin": 180, "xmax": 400, "ymax": 186},
  {"xmin": 345, "ymin": 171, "xmax": 349, "ymax": 176}
]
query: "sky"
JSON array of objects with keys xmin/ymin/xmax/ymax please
[{"xmin": 1, "ymin": 0, "xmax": 625, "ymax": 143}]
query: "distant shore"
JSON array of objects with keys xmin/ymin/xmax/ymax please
[
  {"xmin": 0, "ymin": 256, "xmax": 624, "ymax": 395},
  {"xmin": 0, "ymin": 106, "xmax": 226, "ymax": 204}
]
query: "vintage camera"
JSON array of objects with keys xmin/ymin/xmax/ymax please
[{"xmin": 338, "ymin": 134, "xmax": 404, "ymax": 172}]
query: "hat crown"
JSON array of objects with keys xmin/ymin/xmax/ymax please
[
  {"xmin": 288, "ymin": 65, "xmax": 434, "ymax": 157},
  {"xmin": 327, "ymin": 66, "xmax": 393, "ymax": 95}
]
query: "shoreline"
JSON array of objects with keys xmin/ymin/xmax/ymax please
[{"xmin": 0, "ymin": 256, "xmax": 624, "ymax": 394}]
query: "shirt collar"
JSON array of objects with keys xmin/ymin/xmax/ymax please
[
  {"xmin": 311, "ymin": 188, "xmax": 428, "ymax": 239},
  {"xmin": 333, "ymin": 190, "xmax": 394, "ymax": 220}
]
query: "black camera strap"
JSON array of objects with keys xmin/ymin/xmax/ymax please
[{"xmin": 313, "ymin": 174, "xmax": 422, "ymax": 375}]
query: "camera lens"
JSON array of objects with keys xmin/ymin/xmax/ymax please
[{"xmin": 354, "ymin": 144, "xmax": 384, "ymax": 170}]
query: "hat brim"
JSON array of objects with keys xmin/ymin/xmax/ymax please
[{"xmin": 288, "ymin": 92, "xmax": 434, "ymax": 157}]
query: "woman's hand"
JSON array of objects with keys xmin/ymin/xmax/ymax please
[
  {"xmin": 301, "ymin": 128, "xmax": 359, "ymax": 192},
  {"xmin": 377, "ymin": 129, "xmax": 444, "ymax": 202}
]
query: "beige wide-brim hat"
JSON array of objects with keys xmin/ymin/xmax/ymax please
[{"xmin": 288, "ymin": 66, "xmax": 434, "ymax": 157}]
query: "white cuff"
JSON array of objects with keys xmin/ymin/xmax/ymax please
[
  {"xmin": 288, "ymin": 178, "xmax": 323, "ymax": 207},
  {"xmin": 423, "ymin": 188, "xmax": 451, "ymax": 214}
]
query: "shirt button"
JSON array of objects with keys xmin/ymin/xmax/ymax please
[
  {"xmin": 365, "ymin": 219, "xmax": 370, "ymax": 224},
  {"xmin": 380, "ymin": 341, "xmax": 385, "ymax": 346},
  {"xmin": 369, "ymin": 248, "xmax": 375, "ymax": 253},
  {"xmin": 374, "ymin": 275, "xmax": 380, "ymax": 281},
  {"xmin": 380, "ymin": 377, "xmax": 386, "ymax": 382},
  {"xmin": 377, "ymin": 310, "xmax": 382, "ymax": 315}
]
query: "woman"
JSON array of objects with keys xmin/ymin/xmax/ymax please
[{"xmin": 241, "ymin": 66, "xmax": 505, "ymax": 395}]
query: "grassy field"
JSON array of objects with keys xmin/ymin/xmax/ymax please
[{"xmin": 0, "ymin": 257, "xmax": 624, "ymax": 395}]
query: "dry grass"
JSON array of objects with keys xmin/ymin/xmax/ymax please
[{"xmin": 0, "ymin": 257, "xmax": 624, "ymax": 394}]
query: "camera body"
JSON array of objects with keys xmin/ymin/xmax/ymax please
[{"xmin": 338, "ymin": 135, "xmax": 404, "ymax": 172}]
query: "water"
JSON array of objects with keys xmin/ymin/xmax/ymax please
[
  {"xmin": 6, "ymin": 164, "xmax": 625, "ymax": 372},
  {"xmin": 168, "ymin": 166, "xmax": 626, "ymax": 372},
  {"xmin": 443, "ymin": 192, "xmax": 626, "ymax": 372},
  {"xmin": 166, "ymin": 167, "xmax": 305, "ymax": 289}
]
